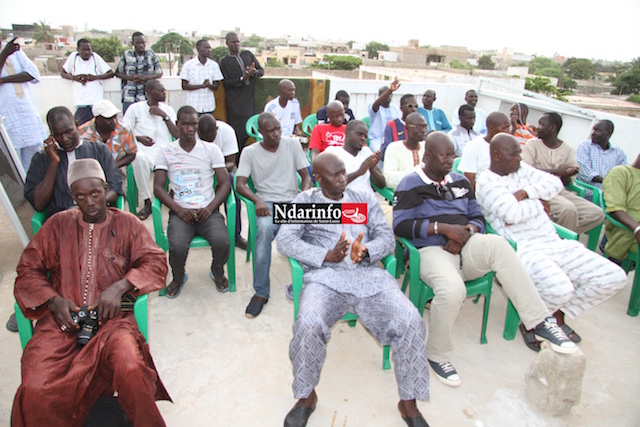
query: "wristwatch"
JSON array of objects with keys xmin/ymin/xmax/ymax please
[{"xmin": 163, "ymin": 115, "xmax": 170, "ymax": 122}]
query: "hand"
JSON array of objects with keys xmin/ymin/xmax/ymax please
[
  {"xmin": 43, "ymin": 136, "xmax": 60, "ymax": 165},
  {"xmin": 89, "ymin": 279, "xmax": 129, "ymax": 324},
  {"xmin": 324, "ymin": 231, "xmax": 350, "ymax": 263},
  {"xmin": 439, "ymin": 223, "xmax": 470, "ymax": 246},
  {"xmin": 390, "ymin": 77, "xmax": 401, "ymax": 92},
  {"xmin": 255, "ymin": 199, "xmax": 272, "ymax": 217},
  {"xmin": 132, "ymin": 74, "xmax": 145, "ymax": 84},
  {"xmin": 148, "ymin": 106, "xmax": 165, "ymax": 117},
  {"xmin": 513, "ymin": 189, "xmax": 528, "ymax": 201},
  {"xmin": 176, "ymin": 207, "xmax": 197, "ymax": 224},
  {"xmin": 350, "ymin": 232, "xmax": 367, "ymax": 263},
  {"xmin": 541, "ymin": 200, "xmax": 551, "ymax": 215},
  {"xmin": 360, "ymin": 151, "xmax": 382, "ymax": 172},
  {"xmin": 443, "ymin": 240, "xmax": 463, "ymax": 255},
  {"xmin": 48, "ymin": 296, "xmax": 80, "ymax": 332},
  {"xmin": 137, "ymin": 136, "xmax": 155, "ymax": 147},
  {"xmin": 195, "ymin": 206, "xmax": 213, "ymax": 223},
  {"xmin": 1, "ymin": 37, "xmax": 20, "ymax": 57},
  {"xmin": 202, "ymin": 79, "xmax": 210, "ymax": 88},
  {"xmin": 564, "ymin": 166, "xmax": 580, "ymax": 177},
  {"xmin": 246, "ymin": 62, "xmax": 256, "ymax": 77}
]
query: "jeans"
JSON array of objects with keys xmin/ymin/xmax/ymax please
[
  {"xmin": 74, "ymin": 106, "xmax": 94, "ymax": 126},
  {"xmin": 253, "ymin": 202, "xmax": 281, "ymax": 298},
  {"xmin": 167, "ymin": 209, "xmax": 230, "ymax": 284}
]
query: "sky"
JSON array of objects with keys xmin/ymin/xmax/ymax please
[{"xmin": 3, "ymin": 0, "xmax": 639, "ymax": 62}]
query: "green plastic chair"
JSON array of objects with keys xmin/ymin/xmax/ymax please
[
  {"xmin": 31, "ymin": 196, "xmax": 125, "ymax": 235},
  {"xmin": 126, "ymin": 164, "xmax": 138, "ymax": 214},
  {"xmin": 452, "ymin": 157, "xmax": 462, "ymax": 174},
  {"xmin": 565, "ymin": 179, "xmax": 603, "ymax": 251},
  {"xmin": 361, "ymin": 116, "xmax": 370, "ymax": 146},
  {"xmin": 372, "ymin": 181, "xmax": 394, "ymax": 206},
  {"xmin": 600, "ymin": 191, "xmax": 640, "ymax": 316},
  {"xmin": 14, "ymin": 294, "xmax": 149, "ymax": 350},
  {"xmin": 288, "ymin": 255, "xmax": 395, "ymax": 370},
  {"xmin": 151, "ymin": 176, "xmax": 236, "ymax": 292},
  {"xmin": 396, "ymin": 237, "xmax": 493, "ymax": 344},
  {"xmin": 302, "ymin": 114, "xmax": 317, "ymax": 138},
  {"xmin": 245, "ymin": 114, "xmax": 261, "ymax": 141}
]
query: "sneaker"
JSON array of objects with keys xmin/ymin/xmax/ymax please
[
  {"xmin": 6, "ymin": 313, "xmax": 18, "ymax": 333},
  {"xmin": 428, "ymin": 359, "xmax": 461, "ymax": 387},
  {"xmin": 245, "ymin": 295, "xmax": 268, "ymax": 318},
  {"xmin": 534, "ymin": 317, "xmax": 577, "ymax": 355}
]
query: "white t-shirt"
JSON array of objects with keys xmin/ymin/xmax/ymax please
[
  {"xmin": 264, "ymin": 97, "xmax": 302, "ymax": 137},
  {"xmin": 210, "ymin": 121, "xmax": 239, "ymax": 157},
  {"xmin": 154, "ymin": 139, "xmax": 225, "ymax": 209},
  {"xmin": 457, "ymin": 135, "xmax": 490, "ymax": 174},
  {"xmin": 179, "ymin": 57, "xmax": 223, "ymax": 113},
  {"xmin": 325, "ymin": 145, "xmax": 375, "ymax": 196},
  {"xmin": 123, "ymin": 101, "xmax": 177, "ymax": 148},
  {"xmin": 62, "ymin": 52, "xmax": 112, "ymax": 106}
]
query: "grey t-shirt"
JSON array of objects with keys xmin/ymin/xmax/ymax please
[{"xmin": 236, "ymin": 137, "xmax": 309, "ymax": 202}]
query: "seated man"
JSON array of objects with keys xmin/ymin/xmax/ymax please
[
  {"xmin": 380, "ymin": 94, "xmax": 418, "ymax": 159},
  {"xmin": 264, "ymin": 79, "xmax": 303, "ymax": 137},
  {"xmin": 522, "ymin": 112, "xmax": 605, "ymax": 234},
  {"xmin": 12, "ymin": 158, "xmax": 170, "ymax": 425},
  {"xmin": 447, "ymin": 105, "xmax": 479, "ymax": 157},
  {"xmin": 602, "ymin": 153, "xmax": 640, "ymax": 261},
  {"xmin": 417, "ymin": 89, "xmax": 451, "ymax": 132},
  {"xmin": 577, "ymin": 120, "xmax": 627, "ymax": 200},
  {"xmin": 154, "ymin": 106, "xmax": 231, "ymax": 297},
  {"xmin": 367, "ymin": 78, "xmax": 402, "ymax": 152},
  {"xmin": 24, "ymin": 106, "xmax": 123, "ymax": 220},
  {"xmin": 316, "ymin": 90, "xmax": 355, "ymax": 124},
  {"xmin": 123, "ymin": 80, "xmax": 179, "ymax": 220},
  {"xmin": 457, "ymin": 112, "xmax": 510, "ymax": 188},
  {"xmin": 277, "ymin": 152, "xmax": 430, "ymax": 427},
  {"xmin": 383, "ymin": 113, "xmax": 427, "ymax": 189},
  {"xmin": 477, "ymin": 133, "xmax": 626, "ymax": 343},
  {"xmin": 324, "ymin": 120, "xmax": 385, "ymax": 197},
  {"xmin": 450, "ymin": 89, "xmax": 487, "ymax": 135},
  {"xmin": 308, "ymin": 100, "xmax": 346, "ymax": 162},
  {"xmin": 79, "ymin": 99, "xmax": 137, "ymax": 168},
  {"xmin": 393, "ymin": 132, "xmax": 576, "ymax": 387},
  {"xmin": 509, "ymin": 103, "xmax": 537, "ymax": 147},
  {"xmin": 236, "ymin": 112, "xmax": 311, "ymax": 318}
]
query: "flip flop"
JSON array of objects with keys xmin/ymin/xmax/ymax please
[
  {"xmin": 519, "ymin": 323, "xmax": 541, "ymax": 352},
  {"xmin": 209, "ymin": 271, "xmax": 229, "ymax": 293},
  {"xmin": 136, "ymin": 206, "xmax": 152, "ymax": 221},
  {"xmin": 560, "ymin": 323, "xmax": 582, "ymax": 343},
  {"xmin": 166, "ymin": 274, "xmax": 188, "ymax": 299}
]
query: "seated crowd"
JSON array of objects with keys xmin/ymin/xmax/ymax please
[{"xmin": 4, "ymin": 31, "xmax": 637, "ymax": 427}]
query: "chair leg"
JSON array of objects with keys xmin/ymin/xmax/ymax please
[
  {"xmin": 503, "ymin": 299, "xmax": 520, "ymax": 340},
  {"xmin": 382, "ymin": 345, "xmax": 391, "ymax": 370},
  {"xmin": 586, "ymin": 224, "xmax": 603, "ymax": 252},
  {"xmin": 480, "ymin": 292, "xmax": 491, "ymax": 345},
  {"xmin": 627, "ymin": 268, "xmax": 640, "ymax": 317}
]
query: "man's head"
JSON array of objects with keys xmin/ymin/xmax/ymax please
[
  {"xmin": 77, "ymin": 39, "xmax": 92, "ymax": 60},
  {"xmin": 344, "ymin": 120, "xmax": 368, "ymax": 153},
  {"xmin": 378, "ymin": 86, "xmax": 392, "ymax": 108},
  {"xmin": 509, "ymin": 103, "xmax": 529, "ymax": 125},
  {"xmin": 537, "ymin": 112, "xmax": 562, "ymax": 139},
  {"xmin": 400, "ymin": 95, "xmax": 418, "ymax": 120},
  {"xmin": 92, "ymin": 100, "xmax": 120, "ymax": 134},
  {"xmin": 225, "ymin": 32, "xmax": 240, "ymax": 55},
  {"xmin": 486, "ymin": 112, "xmax": 510, "ymax": 140},
  {"xmin": 422, "ymin": 90, "xmax": 436, "ymax": 109},
  {"xmin": 46, "ymin": 106, "xmax": 80, "ymax": 152},
  {"xmin": 458, "ymin": 104, "xmax": 476, "ymax": 131},
  {"xmin": 145, "ymin": 80, "xmax": 167, "ymax": 104},
  {"xmin": 258, "ymin": 112, "xmax": 281, "ymax": 146},
  {"xmin": 326, "ymin": 100, "xmax": 345, "ymax": 127},
  {"xmin": 177, "ymin": 106, "xmax": 198, "ymax": 142},
  {"xmin": 591, "ymin": 120, "xmax": 614, "ymax": 145},
  {"xmin": 405, "ymin": 112, "xmax": 428, "ymax": 143},
  {"xmin": 464, "ymin": 90, "xmax": 478, "ymax": 107},
  {"xmin": 335, "ymin": 90, "xmax": 350, "ymax": 111},
  {"xmin": 489, "ymin": 133, "xmax": 522, "ymax": 176},
  {"xmin": 278, "ymin": 79, "xmax": 296, "ymax": 101},
  {"xmin": 423, "ymin": 132, "xmax": 456, "ymax": 180},
  {"xmin": 196, "ymin": 39, "xmax": 211, "ymax": 59},
  {"xmin": 68, "ymin": 158, "xmax": 108, "ymax": 223},
  {"xmin": 198, "ymin": 114, "xmax": 218, "ymax": 143},
  {"xmin": 312, "ymin": 152, "xmax": 347, "ymax": 199},
  {"xmin": 131, "ymin": 32, "xmax": 146, "ymax": 55}
]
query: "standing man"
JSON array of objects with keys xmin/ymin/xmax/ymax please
[
  {"xmin": 236, "ymin": 112, "xmax": 311, "ymax": 318},
  {"xmin": 447, "ymin": 105, "xmax": 479, "ymax": 157},
  {"xmin": 154, "ymin": 106, "xmax": 232, "ymax": 298},
  {"xmin": 61, "ymin": 39, "xmax": 114, "ymax": 125},
  {"xmin": 180, "ymin": 39, "xmax": 223, "ymax": 116},
  {"xmin": 451, "ymin": 89, "xmax": 487, "ymax": 135},
  {"xmin": 219, "ymin": 31, "xmax": 264, "ymax": 154},
  {"xmin": 264, "ymin": 79, "xmax": 303, "ymax": 137},
  {"xmin": 0, "ymin": 37, "xmax": 47, "ymax": 171},
  {"xmin": 115, "ymin": 32, "xmax": 163, "ymax": 113},
  {"xmin": 316, "ymin": 90, "xmax": 355, "ymax": 124},
  {"xmin": 418, "ymin": 89, "xmax": 451, "ymax": 132},
  {"xmin": 308, "ymin": 100, "xmax": 346, "ymax": 162},
  {"xmin": 123, "ymin": 80, "xmax": 179, "ymax": 220},
  {"xmin": 367, "ymin": 78, "xmax": 402, "ymax": 152},
  {"xmin": 380, "ymin": 94, "xmax": 418, "ymax": 159}
]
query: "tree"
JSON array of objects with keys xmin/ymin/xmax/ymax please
[
  {"xmin": 33, "ymin": 20, "xmax": 54, "ymax": 46},
  {"xmin": 241, "ymin": 35, "xmax": 263, "ymax": 48},
  {"xmin": 563, "ymin": 57, "xmax": 595, "ymax": 80},
  {"xmin": 528, "ymin": 56, "xmax": 561, "ymax": 76},
  {"xmin": 151, "ymin": 32, "xmax": 194, "ymax": 58},
  {"xmin": 311, "ymin": 55, "xmax": 362, "ymax": 71},
  {"xmin": 449, "ymin": 59, "xmax": 473, "ymax": 70},
  {"xmin": 366, "ymin": 41, "xmax": 389, "ymax": 59},
  {"xmin": 525, "ymin": 75, "xmax": 570, "ymax": 101},
  {"xmin": 346, "ymin": 40, "xmax": 355, "ymax": 50},
  {"xmin": 90, "ymin": 36, "xmax": 125, "ymax": 62},
  {"xmin": 613, "ymin": 68, "xmax": 640, "ymax": 95},
  {"xmin": 478, "ymin": 55, "xmax": 495, "ymax": 70},
  {"xmin": 210, "ymin": 46, "xmax": 228, "ymax": 63},
  {"xmin": 266, "ymin": 57, "xmax": 284, "ymax": 67}
]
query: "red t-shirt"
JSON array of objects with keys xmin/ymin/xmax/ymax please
[{"xmin": 308, "ymin": 123, "xmax": 346, "ymax": 152}]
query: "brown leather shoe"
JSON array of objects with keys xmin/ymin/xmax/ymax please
[{"xmin": 235, "ymin": 236, "xmax": 248, "ymax": 250}]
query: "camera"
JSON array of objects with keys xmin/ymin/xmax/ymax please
[{"xmin": 71, "ymin": 305, "xmax": 99, "ymax": 347}]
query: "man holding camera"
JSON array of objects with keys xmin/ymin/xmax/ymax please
[{"xmin": 12, "ymin": 159, "xmax": 171, "ymax": 426}]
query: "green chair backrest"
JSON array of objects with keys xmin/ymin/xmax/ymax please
[
  {"xmin": 245, "ymin": 114, "xmax": 261, "ymax": 141},
  {"xmin": 302, "ymin": 114, "xmax": 318, "ymax": 137}
]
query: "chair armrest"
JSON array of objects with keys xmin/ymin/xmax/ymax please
[
  {"xmin": 289, "ymin": 258, "xmax": 304, "ymax": 320},
  {"xmin": 381, "ymin": 253, "xmax": 396, "ymax": 275},
  {"xmin": 565, "ymin": 182, "xmax": 585, "ymax": 198},
  {"xmin": 396, "ymin": 237, "xmax": 423, "ymax": 308},
  {"xmin": 115, "ymin": 195, "xmax": 125, "ymax": 210},
  {"xmin": 133, "ymin": 294, "xmax": 148, "ymax": 342},
  {"xmin": 151, "ymin": 197, "xmax": 168, "ymax": 251},
  {"xmin": 372, "ymin": 182, "xmax": 394, "ymax": 205},
  {"xmin": 32, "ymin": 211, "xmax": 46, "ymax": 235},
  {"xmin": 553, "ymin": 223, "xmax": 579, "ymax": 240},
  {"xmin": 485, "ymin": 221, "xmax": 517, "ymax": 250},
  {"xmin": 14, "ymin": 302, "xmax": 34, "ymax": 350}
]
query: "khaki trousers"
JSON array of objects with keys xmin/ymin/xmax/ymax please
[{"xmin": 549, "ymin": 188, "xmax": 604, "ymax": 234}]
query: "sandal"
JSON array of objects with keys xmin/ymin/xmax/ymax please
[
  {"xmin": 166, "ymin": 274, "xmax": 188, "ymax": 299},
  {"xmin": 209, "ymin": 271, "xmax": 229, "ymax": 293},
  {"xmin": 136, "ymin": 206, "xmax": 152, "ymax": 221},
  {"xmin": 519, "ymin": 323, "xmax": 541, "ymax": 352},
  {"xmin": 560, "ymin": 323, "xmax": 582, "ymax": 343}
]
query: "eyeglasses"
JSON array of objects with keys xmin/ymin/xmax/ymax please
[{"xmin": 436, "ymin": 184, "xmax": 453, "ymax": 201}]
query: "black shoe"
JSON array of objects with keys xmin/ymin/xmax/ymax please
[
  {"xmin": 283, "ymin": 405, "xmax": 315, "ymax": 427},
  {"xmin": 428, "ymin": 359, "xmax": 461, "ymax": 386},
  {"xmin": 6, "ymin": 313, "xmax": 18, "ymax": 333},
  {"xmin": 402, "ymin": 414, "xmax": 430, "ymax": 427},
  {"xmin": 245, "ymin": 295, "xmax": 268, "ymax": 318},
  {"xmin": 534, "ymin": 317, "xmax": 577, "ymax": 354},
  {"xmin": 235, "ymin": 236, "xmax": 248, "ymax": 250}
]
